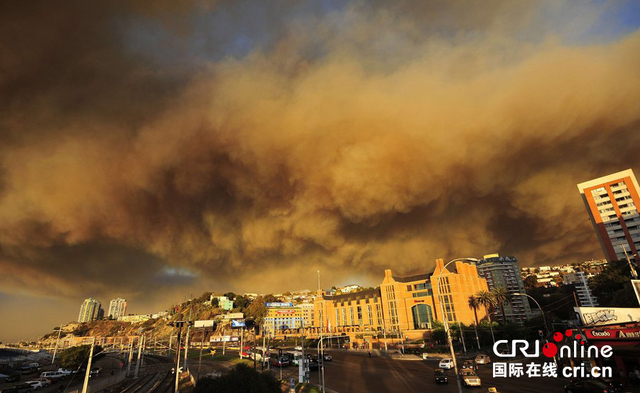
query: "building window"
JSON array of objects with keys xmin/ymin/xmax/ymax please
[
  {"xmin": 357, "ymin": 306, "xmax": 363, "ymax": 325},
  {"xmin": 367, "ymin": 305, "xmax": 373, "ymax": 325},
  {"xmin": 407, "ymin": 285, "xmax": 412, "ymax": 291},
  {"xmin": 411, "ymin": 304, "xmax": 433, "ymax": 330}
]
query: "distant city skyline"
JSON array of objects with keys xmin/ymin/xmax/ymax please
[{"xmin": 1, "ymin": 1, "xmax": 639, "ymax": 343}]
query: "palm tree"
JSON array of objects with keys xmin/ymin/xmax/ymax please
[
  {"xmin": 476, "ymin": 290, "xmax": 496, "ymax": 344},
  {"xmin": 468, "ymin": 296, "xmax": 481, "ymax": 349},
  {"xmin": 491, "ymin": 287, "xmax": 511, "ymax": 325}
]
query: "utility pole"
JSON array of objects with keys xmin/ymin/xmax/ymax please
[
  {"xmin": 81, "ymin": 337, "xmax": 95, "ymax": 393},
  {"xmin": 459, "ymin": 322, "xmax": 467, "ymax": 353},
  {"xmin": 134, "ymin": 334, "xmax": 144, "ymax": 378},
  {"xmin": 168, "ymin": 333, "xmax": 173, "ymax": 358},
  {"xmin": 197, "ymin": 328, "xmax": 206, "ymax": 381},
  {"xmin": 51, "ymin": 324, "xmax": 62, "ymax": 364},
  {"xmin": 168, "ymin": 321, "xmax": 192, "ymax": 393},
  {"xmin": 317, "ymin": 270, "xmax": 325, "ymax": 393},
  {"xmin": 185, "ymin": 298, "xmax": 193, "ymax": 371},
  {"xmin": 127, "ymin": 338, "xmax": 134, "ymax": 377}
]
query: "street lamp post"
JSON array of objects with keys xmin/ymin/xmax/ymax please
[
  {"xmin": 51, "ymin": 324, "xmax": 63, "ymax": 364},
  {"xmin": 513, "ymin": 293, "xmax": 549, "ymax": 335},
  {"xmin": 437, "ymin": 257, "xmax": 478, "ymax": 393}
]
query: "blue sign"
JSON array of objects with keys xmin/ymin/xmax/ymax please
[{"xmin": 231, "ymin": 320, "xmax": 246, "ymax": 328}]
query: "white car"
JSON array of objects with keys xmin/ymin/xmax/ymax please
[
  {"xmin": 25, "ymin": 380, "xmax": 45, "ymax": 390},
  {"xmin": 294, "ymin": 345, "xmax": 303, "ymax": 351},
  {"xmin": 57, "ymin": 368, "xmax": 72, "ymax": 376},
  {"xmin": 460, "ymin": 369, "xmax": 482, "ymax": 387},
  {"xmin": 438, "ymin": 358, "xmax": 454, "ymax": 369},
  {"xmin": 474, "ymin": 354, "xmax": 491, "ymax": 365}
]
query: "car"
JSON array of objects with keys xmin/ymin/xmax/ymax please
[
  {"xmin": 1, "ymin": 384, "xmax": 33, "ymax": 393},
  {"xmin": 39, "ymin": 372, "xmax": 64, "ymax": 381},
  {"xmin": 90, "ymin": 367, "xmax": 100, "ymax": 376},
  {"xmin": 462, "ymin": 359, "xmax": 477, "ymax": 370},
  {"xmin": 5, "ymin": 374, "xmax": 21, "ymax": 383},
  {"xmin": 35, "ymin": 379, "xmax": 51, "ymax": 387},
  {"xmin": 564, "ymin": 379, "xmax": 617, "ymax": 393},
  {"xmin": 56, "ymin": 369, "xmax": 72, "ymax": 376},
  {"xmin": 294, "ymin": 345, "xmax": 303, "ymax": 351},
  {"xmin": 205, "ymin": 371, "xmax": 222, "ymax": 378},
  {"xmin": 434, "ymin": 368, "xmax": 448, "ymax": 384},
  {"xmin": 24, "ymin": 381, "xmax": 44, "ymax": 390},
  {"xmin": 421, "ymin": 352, "xmax": 429, "ymax": 360},
  {"xmin": 459, "ymin": 369, "xmax": 482, "ymax": 387},
  {"xmin": 307, "ymin": 358, "xmax": 319, "ymax": 372},
  {"xmin": 171, "ymin": 367, "xmax": 184, "ymax": 374},
  {"xmin": 322, "ymin": 354, "xmax": 332, "ymax": 362},
  {"xmin": 474, "ymin": 354, "xmax": 491, "ymax": 365},
  {"xmin": 594, "ymin": 378, "xmax": 623, "ymax": 392},
  {"xmin": 269, "ymin": 354, "xmax": 290, "ymax": 367},
  {"xmin": 438, "ymin": 358, "xmax": 454, "ymax": 369}
]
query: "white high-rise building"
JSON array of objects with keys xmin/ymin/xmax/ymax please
[
  {"xmin": 78, "ymin": 298, "xmax": 102, "ymax": 322},
  {"xmin": 472, "ymin": 254, "xmax": 532, "ymax": 324},
  {"xmin": 108, "ymin": 298, "xmax": 127, "ymax": 320},
  {"xmin": 563, "ymin": 272, "xmax": 598, "ymax": 307}
]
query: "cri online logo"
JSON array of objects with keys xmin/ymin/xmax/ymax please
[{"xmin": 493, "ymin": 329, "xmax": 612, "ymax": 359}]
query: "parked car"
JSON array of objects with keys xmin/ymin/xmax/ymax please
[
  {"xmin": 434, "ymin": 368, "xmax": 448, "ymax": 384},
  {"xmin": 564, "ymin": 379, "xmax": 617, "ymax": 393},
  {"xmin": 56, "ymin": 369, "xmax": 72, "ymax": 376},
  {"xmin": 35, "ymin": 378, "xmax": 51, "ymax": 387},
  {"xmin": 460, "ymin": 369, "xmax": 482, "ymax": 387},
  {"xmin": 39, "ymin": 372, "xmax": 64, "ymax": 381},
  {"xmin": 475, "ymin": 354, "xmax": 491, "ymax": 365},
  {"xmin": 438, "ymin": 358, "xmax": 454, "ymax": 370},
  {"xmin": 24, "ymin": 381, "xmax": 44, "ymax": 390},
  {"xmin": 1, "ymin": 383, "xmax": 33, "ymax": 393}
]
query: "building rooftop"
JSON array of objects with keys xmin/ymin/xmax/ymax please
[
  {"xmin": 392, "ymin": 273, "xmax": 432, "ymax": 283},
  {"xmin": 323, "ymin": 287, "xmax": 381, "ymax": 301}
]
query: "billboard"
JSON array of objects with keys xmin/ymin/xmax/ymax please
[
  {"xmin": 266, "ymin": 302, "xmax": 293, "ymax": 307},
  {"xmin": 231, "ymin": 320, "xmax": 246, "ymax": 328},
  {"xmin": 223, "ymin": 313, "xmax": 244, "ymax": 320},
  {"xmin": 575, "ymin": 306, "xmax": 640, "ymax": 326},
  {"xmin": 584, "ymin": 327, "xmax": 640, "ymax": 340},
  {"xmin": 210, "ymin": 335, "xmax": 239, "ymax": 342},
  {"xmin": 194, "ymin": 320, "xmax": 215, "ymax": 328}
]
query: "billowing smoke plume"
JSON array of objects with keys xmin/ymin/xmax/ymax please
[{"xmin": 1, "ymin": 0, "xmax": 639, "ymax": 306}]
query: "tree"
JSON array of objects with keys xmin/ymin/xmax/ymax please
[
  {"xmin": 194, "ymin": 363, "xmax": 280, "ymax": 393},
  {"xmin": 246, "ymin": 296, "xmax": 268, "ymax": 326},
  {"xmin": 468, "ymin": 295, "xmax": 481, "ymax": 348},
  {"xmin": 491, "ymin": 287, "xmax": 511, "ymax": 324},
  {"xmin": 59, "ymin": 345, "xmax": 104, "ymax": 371},
  {"xmin": 523, "ymin": 275, "xmax": 538, "ymax": 290},
  {"xmin": 589, "ymin": 260, "xmax": 638, "ymax": 307},
  {"xmin": 234, "ymin": 295, "xmax": 251, "ymax": 310},
  {"xmin": 198, "ymin": 292, "xmax": 213, "ymax": 303},
  {"xmin": 476, "ymin": 290, "xmax": 496, "ymax": 344},
  {"xmin": 223, "ymin": 292, "xmax": 236, "ymax": 300},
  {"xmin": 211, "ymin": 297, "xmax": 220, "ymax": 308}
]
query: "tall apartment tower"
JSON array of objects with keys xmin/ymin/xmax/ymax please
[
  {"xmin": 78, "ymin": 298, "xmax": 102, "ymax": 322},
  {"xmin": 563, "ymin": 272, "xmax": 598, "ymax": 307},
  {"xmin": 108, "ymin": 298, "xmax": 127, "ymax": 320},
  {"xmin": 472, "ymin": 254, "xmax": 532, "ymax": 324},
  {"xmin": 577, "ymin": 169, "xmax": 640, "ymax": 261}
]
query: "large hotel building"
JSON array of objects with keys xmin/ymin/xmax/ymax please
[
  {"xmin": 307, "ymin": 259, "xmax": 489, "ymax": 341},
  {"xmin": 578, "ymin": 169, "xmax": 640, "ymax": 261}
]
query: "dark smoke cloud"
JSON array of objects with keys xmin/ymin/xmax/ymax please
[{"xmin": 0, "ymin": 0, "xmax": 639, "ymax": 326}]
